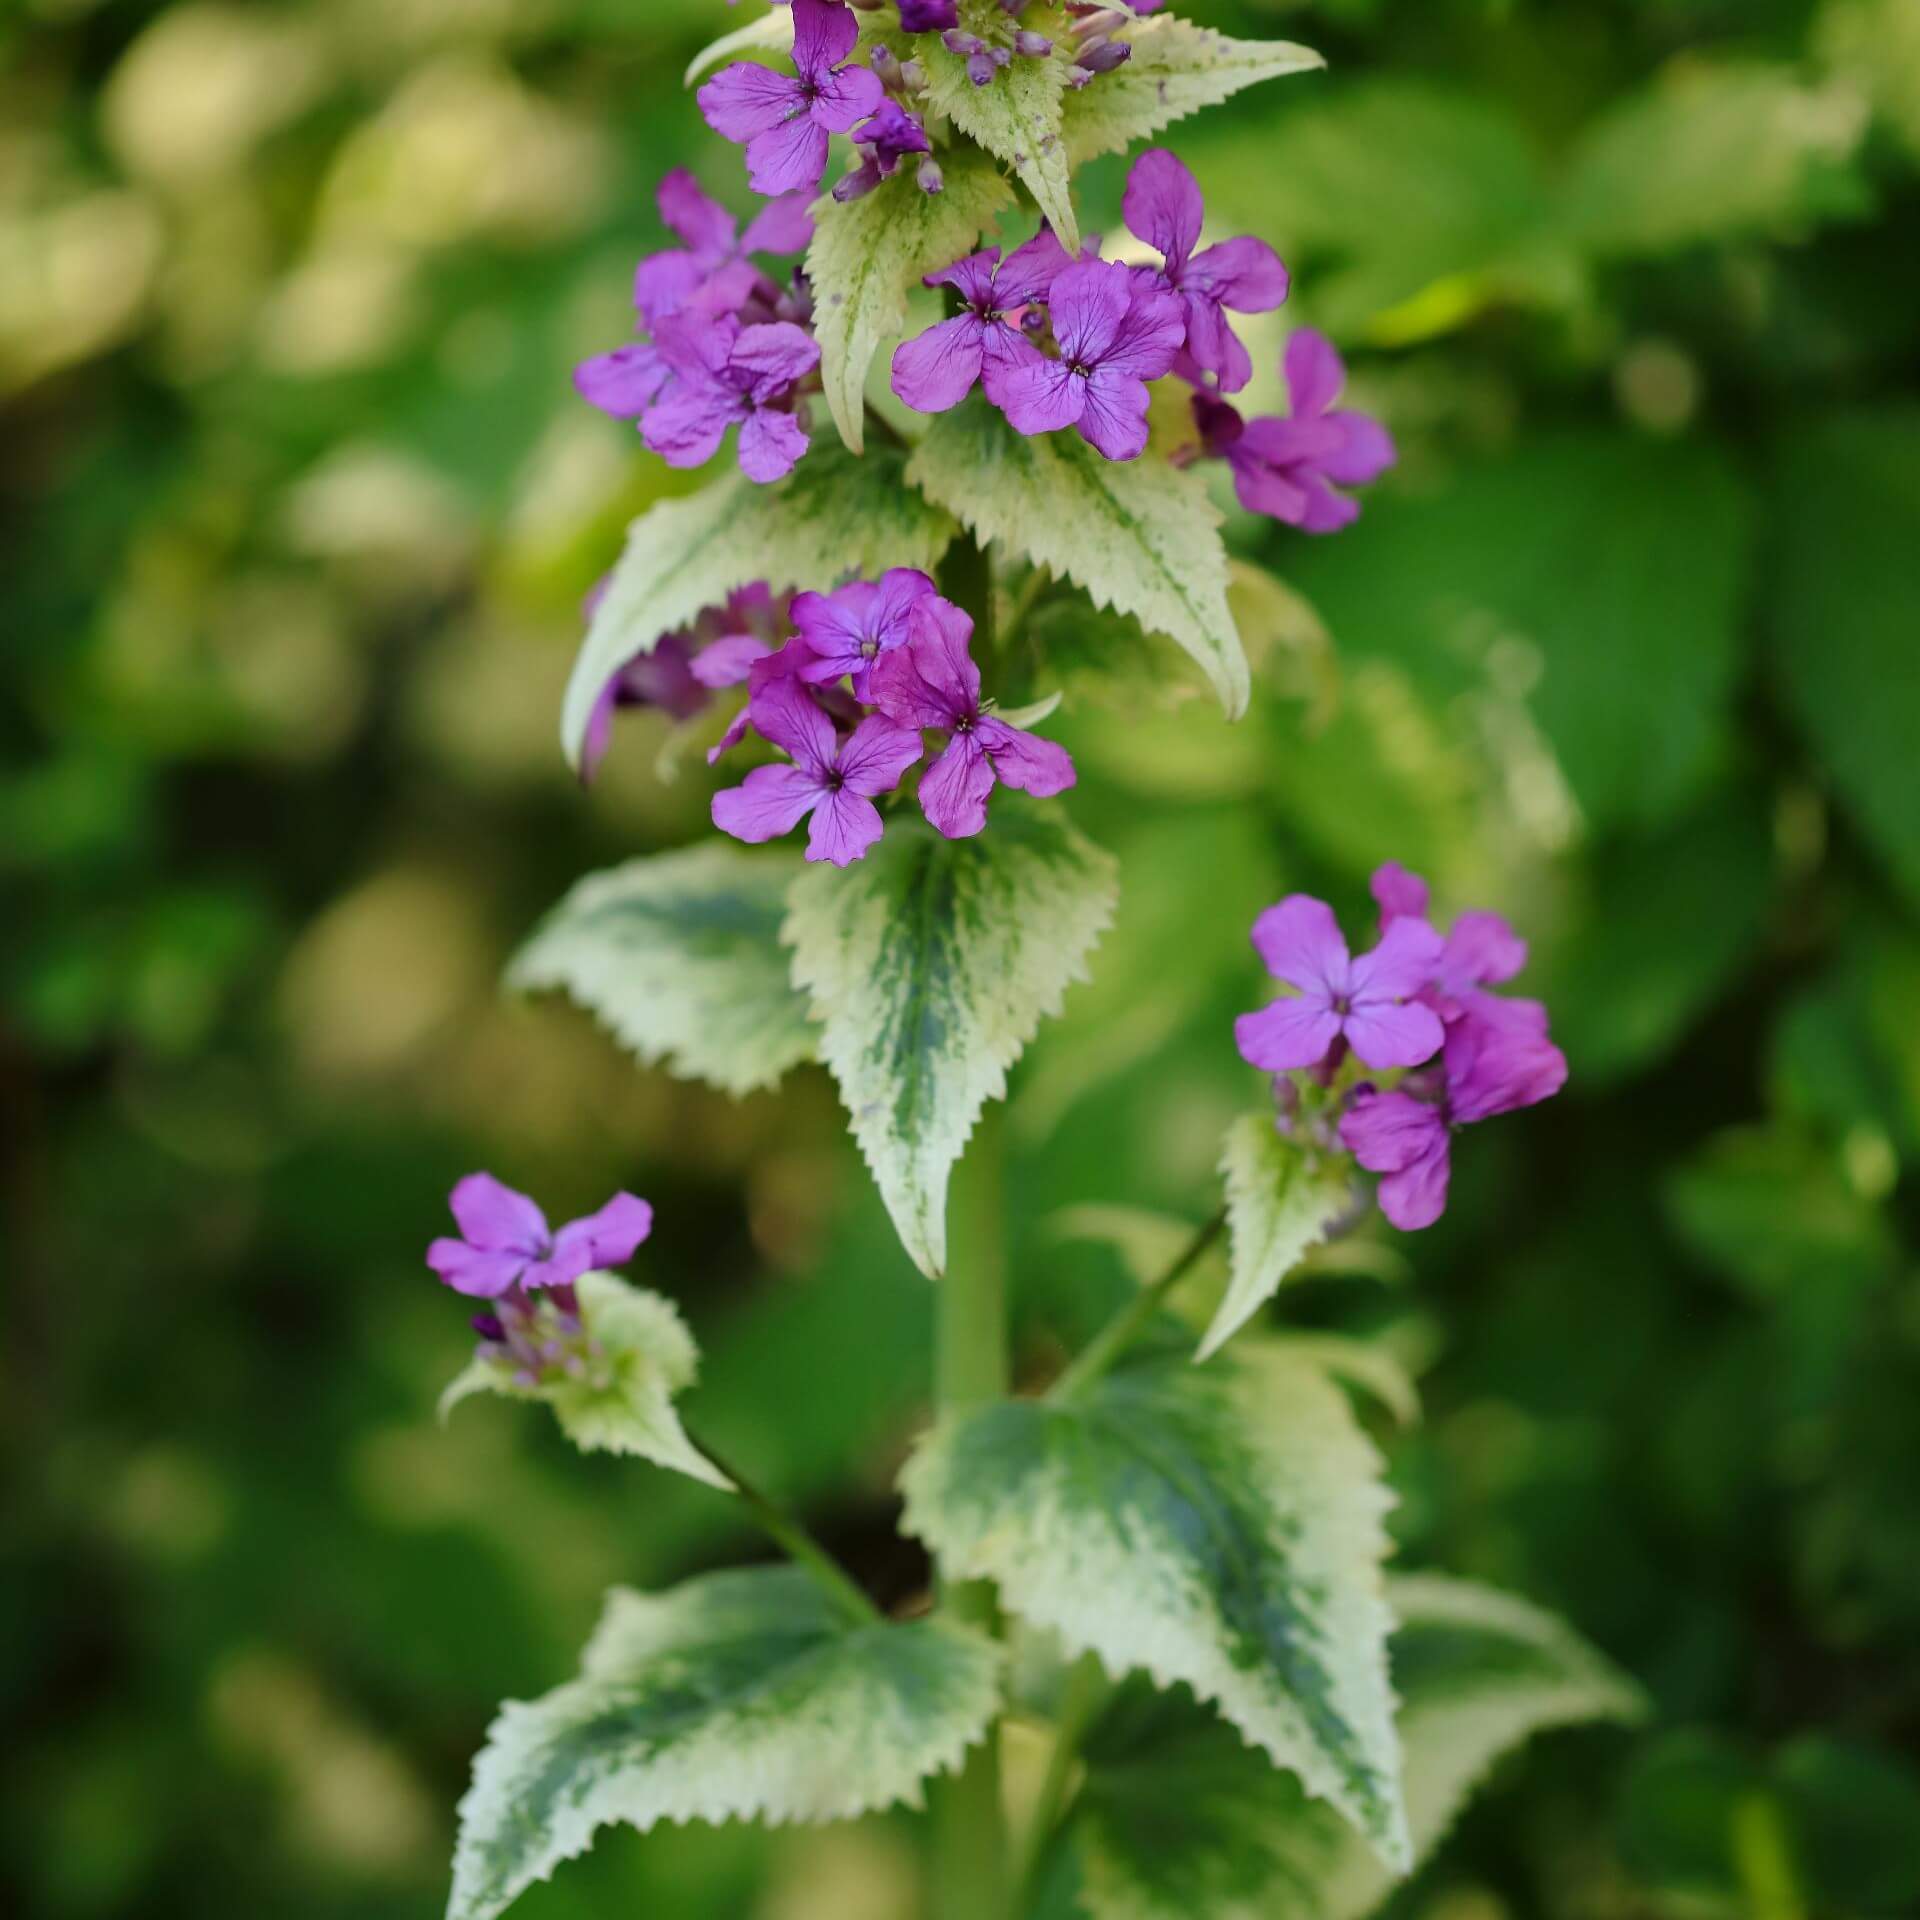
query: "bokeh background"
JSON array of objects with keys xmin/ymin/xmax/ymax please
[{"xmin": 7, "ymin": 0, "xmax": 1920, "ymax": 1915}]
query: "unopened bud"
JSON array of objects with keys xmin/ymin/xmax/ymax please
[{"xmin": 916, "ymin": 154, "xmax": 946, "ymax": 194}]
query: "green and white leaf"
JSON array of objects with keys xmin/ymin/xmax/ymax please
[
  {"xmin": 900, "ymin": 1342, "xmax": 1409, "ymax": 1867},
  {"xmin": 1275, "ymin": 1334, "xmax": 1421, "ymax": 1430},
  {"xmin": 1066, "ymin": 1574, "xmax": 1644, "ymax": 1920},
  {"xmin": 560, "ymin": 444, "xmax": 956, "ymax": 768},
  {"xmin": 924, "ymin": 1, "xmax": 1078, "ymax": 252},
  {"xmin": 450, "ymin": 1567, "xmax": 1003, "ymax": 1920},
  {"xmin": 683, "ymin": 8, "xmax": 791, "ymax": 88},
  {"xmin": 1048, "ymin": 1204, "xmax": 1211, "ymax": 1289},
  {"xmin": 1203, "ymin": 1112, "xmax": 1356, "ymax": 1361},
  {"xmin": 785, "ymin": 806, "xmax": 1117, "ymax": 1277},
  {"xmin": 508, "ymin": 845, "xmax": 815, "ymax": 1097},
  {"xmin": 439, "ymin": 1274, "xmax": 727, "ymax": 1489},
  {"xmin": 807, "ymin": 147, "xmax": 1014, "ymax": 455},
  {"xmin": 1062, "ymin": 15, "xmax": 1324, "ymax": 168},
  {"xmin": 908, "ymin": 398, "xmax": 1247, "ymax": 717}
]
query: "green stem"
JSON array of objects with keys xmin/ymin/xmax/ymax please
[
  {"xmin": 1048, "ymin": 1208, "xmax": 1228, "ymax": 1405},
  {"xmin": 691, "ymin": 1435, "xmax": 881, "ymax": 1626},
  {"xmin": 1012, "ymin": 1653, "xmax": 1111, "ymax": 1907},
  {"xmin": 926, "ymin": 852, "xmax": 1012, "ymax": 1914}
]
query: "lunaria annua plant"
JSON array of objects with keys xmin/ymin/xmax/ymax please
[{"xmin": 421, "ymin": 5, "xmax": 1644, "ymax": 1918}]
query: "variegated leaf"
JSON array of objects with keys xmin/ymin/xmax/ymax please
[
  {"xmin": 449, "ymin": 1568, "xmax": 1003, "ymax": 1920},
  {"xmin": 560, "ymin": 445, "xmax": 956, "ymax": 769},
  {"xmin": 807, "ymin": 146, "xmax": 1014, "ymax": 455},
  {"xmin": 439, "ymin": 1274, "xmax": 727, "ymax": 1489},
  {"xmin": 907, "ymin": 398, "xmax": 1248, "ymax": 717},
  {"xmin": 508, "ymin": 844, "xmax": 815, "ymax": 1097},
  {"xmin": 784, "ymin": 805, "xmax": 1117, "ymax": 1278},
  {"xmin": 1203, "ymin": 1111, "xmax": 1357, "ymax": 1361},
  {"xmin": 1062, "ymin": 15, "xmax": 1325, "ymax": 167},
  {"xmin": 1067, "ymin": 1576, "xmax": 1645, "ymax": 1920},
  {"xmin": 900, "ymin": 1342, "xmax": 1410, "ymax": 1868},
  {"xmin": 924, "ymin": 1, "xmax": 1078, "ymax": 252}
]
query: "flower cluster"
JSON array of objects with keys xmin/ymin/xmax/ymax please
[
  {"xmin": 574, "ymin": 169, "xmax": 819, "ymax": 484},
  {"xmin": 1236, "ymin": 865, "xmax": 1566, "ymax": 1230},
  {"xmin": 710, "ymin": 568, "xmax": 1075, "ymax": 865}
]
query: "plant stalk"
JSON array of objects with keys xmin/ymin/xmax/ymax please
[
  {"xmin": 1011, "ymin": 1652, "xmax": 1112, "ymax": 1907},
  {"xmin": 1048, "ymin": 1207, "xmax": 1228, "ymax": 1405}
]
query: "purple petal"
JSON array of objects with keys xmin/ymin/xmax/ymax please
[
  {"xmin": 892, "ymin": 313, "xmax": 990, "ymax": 413},
  {"xmin": 580, "ymin": 676, "xmax": 620, "ymax": 783},
  {"xmin": 1181, "ymin": 295, "xmax": 1254, "ymax": 395},
  {"xmin": 919, "ymin": 735, "xmax": 996, "ymax": 839},
  {"xmin": 836, "ymin": 715, "xmax": 924, "ymax": 797},
  {"xmin": 1228, "ymin": 443, "xmax": 1314, "ymax": 525},
  {"xmin": 1047, "ymin": 259, "xmax": 1131, "ymax": 367},
  {"xmin": 448, "ymin": 1172, "xmax": 549, "ymax": 1254},
  {"xmin": 712, "ymin": 760, "xmax": 826, "ymax": 843},
  {"xmin": 1444, "ymin": 1014, "xmax": 1568, "ymax": 1124},
  {"xmin": 1284, "ymin": 327, "xmax": 1346, "ymax": 419},
  {"xmin": 548, "ymin": 1192, "xmax": 655, "ymax": 1279},
  {"xmin": 1102, "ymin": 279, "xmax": 1187, "ymax": 379},
  {"xmin": 736, "ymin": 406, "xmax": 810, "ymax": 483},
  {"xmin": 1350, "ymin": 914, "xmax": 1445, "ymax": 1004},
  {"xmin": 978, "ymin": 717, "xmax": 1075, "ymax": 797},
  {"xmin": 1342, "ymin": 998, "xmax": 1446, "ymax": 1072},
  {"xmin": 1376, "ymin": 1147, "xmax": 1452, "ymax": 1231},
  {"xmin": 1234, "ymin": 997, "xmax": 1344, "ymax": 1072},
  {"xmin": 1317, "ymin": 411, "xmax": 1398, "ymax": 488},
  {"xmin": 748, "ymin": 675, "xmax": 839, "ymax": 772},
  {"xmin": 633, "ymin": 249, "xmax": 708, "ymax": 326},
  {"xmin": 926, "ymin": 247, "xmax": 1001, "ymax": 309},
  {"xmin": 996, "ymin": 228, "xmax": 1072, "ymax": 306},
  {"xmin": 1442, "ymin": 911, "xmax": 1527, "ymax": 990},
  {"xmin": 656, "ymin": 168, "xmax": 737, "ymax": 261},
  {"xmin": 744, "ymin": 117, "xmax": 831, "ymax": 197},
  {"xmin": 1185, "ymin": 235, "xmax": 1290, "ymax": 313},
  {"xmin": 806, "ymin": 786, "xmax": 886, "ymax": 866},
  {"xmin": 812, "ymin": 63, "xmax": 887, "ymax": 136},
  {"xmin": 690, "ymin": 632, "xmax": 772, "ymax": 688},
  {"xmin": 1122, "ymin": 148, "xmax": 1204, "ymax": 275},
  {"xmin": 1370, "ymin": 862, "xmax": 1430, "ymax": 925},
  {"xmin": 698, "ymin": 62, "xmax": 803, "ymax": 142},
  {"xmin": 1295, "ymin": 473, "xmax": 1364, "ymax": 535},
  {"xmin": 1339, "ymin": 1089, "xmax": 1447, "ymax": 1173},
  {"xmin": 642, "ymin": 388, "xmax": 739, "ymax": 469},
  {"xmin": 574, "ymin": 344, "xmax": 670, "ymax": 419},
  {"xmin": 741, "ymin": 191, "xmax": 816, "ymax": 257},
  {"xmin": 427, "ymin": 1238, "xmax": 530, "ymax": 1298},
  {"xmin": 993, "ymin": 343, "xmax": 1085, "ymax": 437},
  {"xmin": 1249, "ymin": 894, "xmax": 1351, "ymax": 997},
  {"xmin": 1075, "ymin": 367, "xmax": 1153, "ymax": 461},
  {"xmin": 791, "ymin": 0, "xmax": 858, "ymax": 80},
  {"xmin": 734, "ymin": 320, "xmax": 820, "ymax": 401}
]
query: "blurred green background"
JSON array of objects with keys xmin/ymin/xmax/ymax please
[{"xmin": 6, "ymin": 0, "xmax": 1920, "ymax": 1915}]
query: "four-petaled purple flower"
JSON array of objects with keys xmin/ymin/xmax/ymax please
[
  {"xmin": 1339, "ymin": 1014, "xmax": 1568, "ymax": 1231},
  {"xmin": 996, "ymin": 258, "xmax": 1186, "ymax": 461},
  {"xmin": 870, "ymin": 592, "xmax": 1076, "ymax": 838},
  {"xmin": 1123, "ymin": 149, "xmax": 1289, "ymax": 394},
  {"xmin": 1194, "ymin": 330, "xmax": 1397, "ymax": 532},
  {"xmin": 633, "ymin": 168, "xmax": 814, "ymax": 327},
  {"xmin": 427, "ymin": 1173, "xmax": 654, "ymax": 1298},
  {"xmin": 1370, "ymin": 861, "xmax": 1546, "ymax": 1033},
  {"xmin": 712, "ymin": 677, "xmax": 923, "ymax": 866},
  {"xmin": 891, "ymin": 231, "xmax": 1072, "ymax": 415},
  {"xmin": 699, "ymin": 0, "xmax": 886, "ymax": 197},
  {"xmin": 642, "ymin": 313, "xmax": 820, "ymax": 483},
  {"xmin": 1236, "ymin": 894, "xmax": 1445, "ymax": 1074},
  {"xmin": 793, "ymin": 567, "xmax": 938, "ymax": 698}
]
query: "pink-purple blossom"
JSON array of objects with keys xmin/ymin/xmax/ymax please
[
  {"xmin": 1194, "ymin": 330, "xmax": 1397, "ymax": 532},
  {"xmin": 793, "ymin": 567, "xmax": 938, "ymax": 698},
  {"xmin": 834, "ymin": 99, "xmax": 934, "ymax": 201},
  {"xmin": 427, "ymin": 1173, "xmax": 653, "ymax": 1298},
  {"xmin": 994, "ymin": 258, "xmax": 1186, "ymax": 461},
  {"xmin": 1370, "ymin": 862, "xmax": 1549, "ymax": 1034},
  {"xmin": 1123, "ymin": 149, "xmax": 1289, "ymax": 395},
  {"xmin": 698, "ymin": 0, "xmax": 886, "ymax": 197},
  {"xmin": 641, "ymin": 313, "xmax": 819, "ymax": 482},
  {"xmin": 891, "ymin": 231, "xmax": 1072, "ymax": 415},
  {"xmin": 711, "ymin": 677, "xmax": 922, "ymax": 866},
  {"xmin": 1235, "ymin": 895, "xmax": 1446, "ymax": 1074},
  {"xmin": 870, "ymin": 592, "xmax": 1076, "ymax": 837}
]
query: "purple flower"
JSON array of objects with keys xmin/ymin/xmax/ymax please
[
  {"xmin": 699, "ymin": 0, "xmax": 887, "ymax": 198},
  {"xmin": 833, "ymin": 100, "xmax": 933, "ymax": 202},
  {"xmin": 632, "ymin": 168, "xmax": 814, "ymax": 326},
  {"xmin": 870, "ymin": 592, "xmax": 1075, "ymax": 838},
  {"xmin": 793, "ymin": 567, "xmax": 937, "ymax": 698},
  {"xmin": 994, "ymin": 258, "xmax": 1186, "ymax": 461},
  {"xmin": 581, "ymin": 636, "xmax": 711, "ymax": 781},
  {"xmin": 642, "ymin": 313, "xmax": 819, "ymax": 482},
  {"xmin": 706, "ymin": 637, "xmax": 817, "ymax": 765},
  {"xmin": 1235, "ymin": 894, "xmax": 1446, "ymax": 1074},
  {"xmin": 1194, "ymin": 330, "xmax": 1396, "ymax": 532},
  {"xmin": 1368, "ymin": 862, "xmax": 1547, "ymax": 1034},
  {"xmin": 711, "ymin": 677, "xmax": 922, "ymax": 866},
  {"xmin": 1122, "ymin": 149, "xmax": 1288, "ymax": 395},
  {"xmin": 427, "ymin": 1173, "xmax": 654, "ymax": 1298},
  {"xmin": 891, "ymin": 230, "xmax": 1071, "ymax": 414},
  {"xmin": 1340, "ymin": 1014, "xmax": 1568, "ymax": 1230}
]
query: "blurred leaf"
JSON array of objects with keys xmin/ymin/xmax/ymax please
[
  {"xmin": 1619, "ymin": 1729, "xmax": 1768, "ymax": 1904},
  {"xmin": 509, "ymin": 845, "xmax": 817, "ymax": 1097},
  {"xmin": 1819, "ymin": 0, "xmax": 1920, "ymax": 164},
  {"xmin": 1771, "ymin": 409, "xmax": 1920, "ymax": 906},
  {"xmin": 1775, "ymin": 1735, "xmax": 1920, "ymax": 1915},
  {"xmin": 902, "ymin": 1343, "xmax": 1409, "ymax": 1870}
]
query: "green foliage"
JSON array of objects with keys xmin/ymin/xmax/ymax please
[
  {"xmin": 561, "ymin": 446, "xmax": 956, "ymax": 767},
  {"xmin": 1205, "ymin": 1113, "xmax": 1355, "ymax": 1362},
  {"xmin": 509, "ymin": 845, "xmax": 816, "ymax": 1098},
  {"xmin": 806, "ymin": 148, "xmax": 1014, "ymax": 455},
  {"xmin": 784, "ymin": 806, "xmax": 1117, "ymax": 1278},
  {"xmin": 450, "ymin": 1568, "xmax": 1002, "ymax": 1920},
  {"xmin": 1064, "ymin": 1576, "xmax": 1642, "ymax": 1920},
  {"xmin": 901, "ymin": 1345, "xmax": 1408, "ymax": 1869},
  {"xmin": 909, "ymin": 399, "xmax": 1248, "ymax": 716}
]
